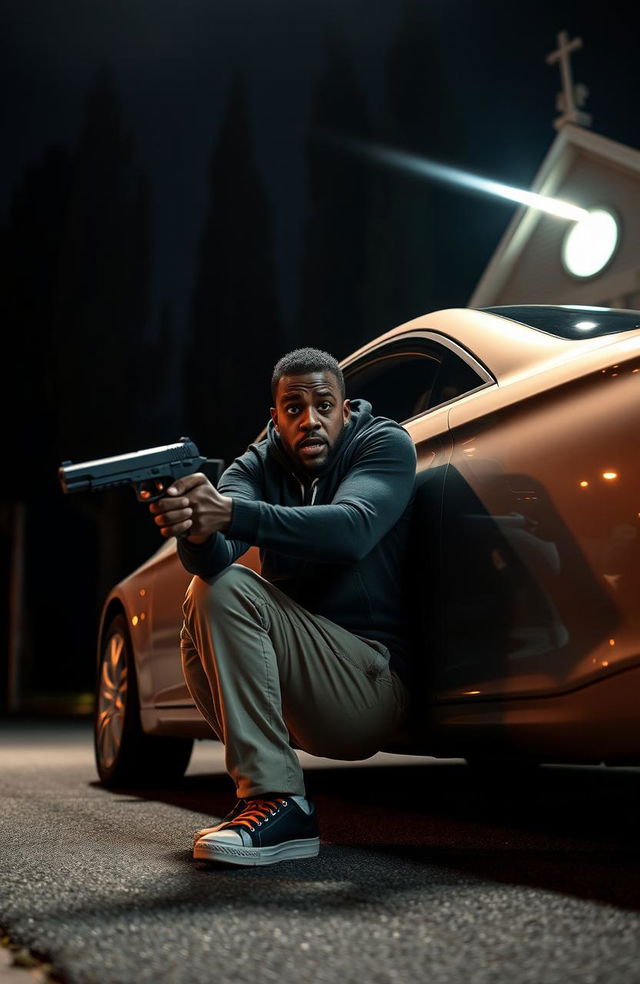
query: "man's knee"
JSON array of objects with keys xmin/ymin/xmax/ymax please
[{"xmin": 183, "ymin": 564, "xmax": 260, "ymax": 622}]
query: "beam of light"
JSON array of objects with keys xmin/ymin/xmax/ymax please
[{"xmin": 321, "ymin": 133, "xmax": 588, "ymax": 222}]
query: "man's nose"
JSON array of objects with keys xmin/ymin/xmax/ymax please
[{"xmin": 300, "ymin": 407, "xmax": 320, "ymax": 430}]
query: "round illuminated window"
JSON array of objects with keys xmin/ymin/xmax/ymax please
[{"xmin": 562, "ymin": 208, "xmax": 620, "ymax": 278}]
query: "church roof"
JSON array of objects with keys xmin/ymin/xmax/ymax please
[{"xmin": 469, "ymin": 124, "xmax": 640, "ymax": 307}]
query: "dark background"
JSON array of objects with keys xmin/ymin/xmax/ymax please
[{"xmin": 2, "ymin": 0, "xmax": 639, "ymax": 706}]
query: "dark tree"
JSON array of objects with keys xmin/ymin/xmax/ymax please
[
  {"xmin": 142, "ymin": 299, "xmax": 180, "ymax": 443},
  {"xmin": 185, "ymin": 75, "xmax": 282, "ymax": 466},
  {"xmin": 1, "ymin": 144, "xmax": 74, "ymax": 493},
  {"xmin": 52, "ymin": 68, "xmax": 153, "ymax": 465},
  {"xmin": 297, "ymin": 34, "xmax": 373, "ymax": 359},
  {"xmin": 378, "ymin": 0, "xmax": 465, "ymax": 324},
  {"xmin": 0, "ymin": 144, "xmax": 76, "ymax": 698},
  {"xmin": 40, "ymin": 69, "xmax": 156, "ymax": 689}
]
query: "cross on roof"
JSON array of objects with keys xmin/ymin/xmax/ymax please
[{"xmin": 546, "ymin": 30, "xmax": 592, "ymax": 131}]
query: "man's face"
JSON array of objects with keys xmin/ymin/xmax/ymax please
[{"xmin": 271, "ymin": 371, "xmax": 351, "ymax": 475}]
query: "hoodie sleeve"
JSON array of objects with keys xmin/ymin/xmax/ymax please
[
  {"xmin": 176, "ymin": 452, "xmax": 263, "ymax": 578},
  {"xmin": 227, "ymin": 422, "xmax": 416, "ymax": 564}
]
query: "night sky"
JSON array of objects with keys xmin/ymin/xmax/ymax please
[{"xmin": 4, "ymin": 0, "xmax": 640, "ymax": 337}]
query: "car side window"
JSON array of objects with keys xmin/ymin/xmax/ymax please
[
  {"xmin": 345, "ymin": 342, "xmax": 487, "ymax": 422},
  {"xmin": 346, "ymin": 353, "xmax": 442, "ymax": 422},
  {"xmin": 428, "ymin": 351, "xmax": 487, "ymax": 411}
]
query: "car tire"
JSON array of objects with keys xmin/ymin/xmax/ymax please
[{"xmin": 95, "ymin": 613, "xmax": 193, "ymax": 788}]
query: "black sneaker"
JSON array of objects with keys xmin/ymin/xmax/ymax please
[{"xmin": 192, "ymin": 796, "xmax": 320, "ymax": 866}]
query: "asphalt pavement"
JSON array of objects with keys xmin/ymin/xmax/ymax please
[{"xmin": 2, "ymin": 720, "xmax": 640, "ymax": 984}]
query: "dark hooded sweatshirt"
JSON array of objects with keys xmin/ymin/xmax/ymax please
[{"xmin": 177, "ymin": 400, "xmax": 417, "ymax": 681}]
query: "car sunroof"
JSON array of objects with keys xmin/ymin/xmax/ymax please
[{"xmin": 479, "ymin": 305, "xmax": 640, "ymax": 340}]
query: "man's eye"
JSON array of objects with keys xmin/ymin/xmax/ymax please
[
  {"xmin": 286, "ymin": 406, "xmax": 300, "ymax": 415},
  {"xmin": 319, "ymin": 402, "xmax": 332, "ymax": 411}
]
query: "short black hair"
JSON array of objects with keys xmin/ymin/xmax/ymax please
[{"xmin": 271, "ymin": 347, "xmax": 345, "ymax": 402}]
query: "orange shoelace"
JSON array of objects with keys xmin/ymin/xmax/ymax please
[{"xmin": 220, "ymin": 797, "xmax": 288, "ymax": 832}]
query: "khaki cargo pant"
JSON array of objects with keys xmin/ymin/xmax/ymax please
[{"xmin": 180, "ymin": 564, "xmax": 410, "ymax": 798}]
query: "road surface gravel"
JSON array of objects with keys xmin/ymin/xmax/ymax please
[{"xmin": 2, "ymin": 720, "xmax": 640, "ymax": 984}]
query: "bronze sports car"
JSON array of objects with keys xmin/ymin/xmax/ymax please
[{"xmin": 95, "ymin": 304, "xmax": 640, "ymax": 785}]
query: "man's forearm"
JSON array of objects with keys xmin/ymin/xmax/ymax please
[
  {"xmin": 177, "ymin": 515, "xmax": 247, "ymax": 578},
  {"xmin": 184, "ymin": 533, "xmax": 212, "ymax": 545},
  {"xmin": 227, "ymin": 496, "xmax": 403, "ymax": 565}
]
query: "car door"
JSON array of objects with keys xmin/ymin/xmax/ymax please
[
  {"xmin": 342, "ymin": 332, "xmax": 495, "ymax": 697},
  {"xmin": 438, "ymin": 361, "xmax": 625, "ymax": 701}
]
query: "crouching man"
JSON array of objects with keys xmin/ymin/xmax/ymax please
[{"xmin": 148, "ymin": 347, "xmax": 417, "ymax": 866}]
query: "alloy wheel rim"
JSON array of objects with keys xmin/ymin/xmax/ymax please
[{"xmin": 96, "ymin": 631, "xmax": 128, "ymax": 770}]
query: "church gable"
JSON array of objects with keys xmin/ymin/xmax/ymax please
[
  {"xmin": 470, "ymin": 32, "xmax": 640, "ymax": 312},
  {"xmin": 489, "ymin": 147, "xmax": 640, "ymax": 308}
]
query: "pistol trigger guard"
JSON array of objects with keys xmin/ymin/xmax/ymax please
[{"xmin": 136, "ymin": 480, "xmax": 166, "ymax": 503}]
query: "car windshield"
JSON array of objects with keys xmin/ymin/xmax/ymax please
[{"xmin": 479, "ymin": 305, "xmax": 640, "ymax": 340}]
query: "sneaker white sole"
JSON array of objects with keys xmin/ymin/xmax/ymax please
[
  {"xmin": 193, "ymin": 836, "xmax": 320, "ymax": 866},
  {"xmin": 192, "ymin": 829, "xmax": 218, "ymax": 849}
]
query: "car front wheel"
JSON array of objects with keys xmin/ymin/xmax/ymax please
[{"xmin": 95, "ymin": 613, "xmax": 193, "ymax": 787}]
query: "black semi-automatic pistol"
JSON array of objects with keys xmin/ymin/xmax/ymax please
[{"xmin": 58, "ymin": 437, "xmax": 224, "ymax": 503}]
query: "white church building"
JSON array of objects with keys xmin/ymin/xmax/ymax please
[{"xmin": 470, "ymin": 31, "xmax": 640, "ymax": 312}]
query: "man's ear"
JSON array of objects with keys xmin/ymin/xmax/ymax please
[
  {"xmin": 270, "ymin": 406, "xmax": 279, "ymax": 431},
  {"xmin": 343, "ymin": 399, "xmax": 351, "ymax": 423}
]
